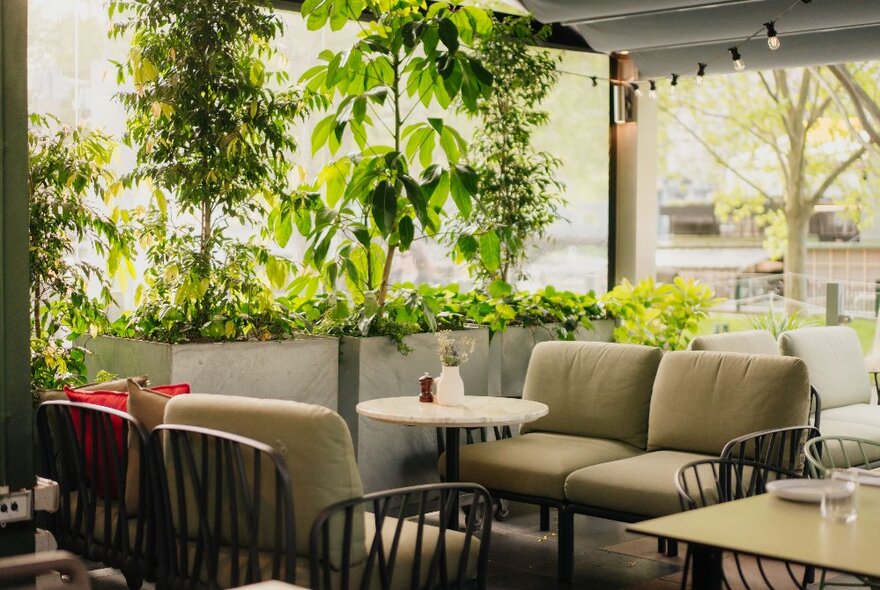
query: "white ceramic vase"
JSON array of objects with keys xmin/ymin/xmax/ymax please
[{"xmin": 435, "ymin": 365, "xmax": 465, "ymax": 406}]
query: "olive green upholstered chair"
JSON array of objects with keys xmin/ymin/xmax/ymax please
[{"xmin": 156, "ymin": 394, "xmax": 491, "ymax": 590}]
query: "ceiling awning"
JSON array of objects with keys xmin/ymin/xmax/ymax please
[{"xmin": 519, "ymin": 0, "xmax": 880, "ymax": 78}]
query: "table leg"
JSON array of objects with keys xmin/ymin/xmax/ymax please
[
  {"xmin": 691, "ymin": 543, "xmax": 722, "ymax": 590},
  {"xmin": 445, "ymin": 427, "xmax": 460, "ymax": 530}
]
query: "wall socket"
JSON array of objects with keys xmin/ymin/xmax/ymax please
[{"xmin": 0, "ymin": 489, "xmax": 33, "ymax": 525}]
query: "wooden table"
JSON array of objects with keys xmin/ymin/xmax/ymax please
[
  {"xmin": 357, "ymin": 395, "xmax": 548, "ymax": 527},
  {"xmin": 628, "ymin": 485, "xmax": 880, "ymax": 589}
]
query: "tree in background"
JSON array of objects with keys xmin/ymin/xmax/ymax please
[
  {"xmin": 294, "ymin": 0, "xmax": 494, "ymax": 320},
  {"xmin": 28, "ymin": 114, "xmax": 133, "ymax": 392},
  {"xmin": 111, "ymin": 0, "xmax": 306, "ymax": 341},
  {"xmin": 449, "ymin": 16, "xmax": 564, "ymax": 287},
  {"xmin": 661, "ymin": 63, "xmax": 880, "ymax": 303}
]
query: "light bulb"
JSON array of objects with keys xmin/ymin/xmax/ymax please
[
  {"xmin": 766, "ymin": 22, "xmax": 781, "ymax": 51},
  {"xmin": 729, "ymin": 47, "xmax": 745, "ymax": 72},
  {"xmin": 670, "ymin": 73, "xmax": 679, "ymax": 94},
  {"xmin": 648, "ymin": 80, "xmax": 657, "ymax": 99},
  {"xmin": 696, "ymin": 63, "xmax": 707, "ymax": 85}
]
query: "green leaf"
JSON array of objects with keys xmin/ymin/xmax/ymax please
[
  {"xmin": 398, "ymin": 216, "xmax": 414, "ymax": 250},
  {"xmin": 312, "ymin": 115, "xmax": 336, "ymax": 155},
  {"xmin": 438, "ymin": 19, "xmax": 459, "ymax": 52},
  {"xmin": 456, "ymin": 234, "xmax": 478, "ymax": 259},
  {"xmin": 449, "ymin": 167, "xmax": 473, "ymax": 218},
  {"xmin": 479, "ymin": 230, "xmax": 501, "ymax": 272},
  {"xmin": 488, "ymin": 280, "xmax": 512, "ymax": 298},
  {"xmin": 273, "ymin": 211, "xmax": 293, "ymax": 247},
  {"xmin": 371, "ymin": 180, "xmax": 397, "ymax": 235}
]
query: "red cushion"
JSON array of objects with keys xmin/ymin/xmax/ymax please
[
  {"xmin": 149, "ymin": 383, "xmax": 191, "ymax": 395},
  {"xmin": 63, "ymin": 383, "xmax": 191, "ymax": 498},
  {"xmin": 64, "ymin": 387, "xmax": 128, "ymax": 498}
]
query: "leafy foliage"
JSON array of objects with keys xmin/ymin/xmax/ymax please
[
  {"xmin": 601, "ymin": 277, "xmax": 723, "ymax": 350},
  {"xmin": 747, "ymin": 308, "xmax": 814, "ymax": 339},
  {"xmin": 291, "ymin": 0, "xmax": 494, "ymax": 307},
  {"xmin": 464, "ymin": 284, "xmax": 602, "ymax": 338},
  {"xmin": 28, "ymin": 114, "xmax": 134, "ymax": 392},
  {"xmin": 110, "ymin": 0, "xmax": 306, "ymax": 341},
  {"xmin": 449, "ymin": 15, "xmax": 564, "ymax": 284}
]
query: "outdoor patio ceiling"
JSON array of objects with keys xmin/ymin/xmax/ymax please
[{"xmin": 519, "ymin": 0, "xmax": 880, "ymax": 78}]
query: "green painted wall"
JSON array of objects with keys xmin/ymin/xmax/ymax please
[{"xmin": 0, "ymin": 0, "xmax": 34, "ymax": 555}]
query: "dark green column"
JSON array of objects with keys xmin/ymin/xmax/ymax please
[{"xmin": 0, "ymin": 0, "xmax": 34, "ymax": 556}]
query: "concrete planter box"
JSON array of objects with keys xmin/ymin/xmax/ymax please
[
  {"xmin": 488, "ymin": 319, "xmax": 616, "ymax": 397},
  {"xmin": 338, "ymin": 329, "xmax": 490, "ymax": 493},
  {"xmin": 83, "ymin": 335, "xmax": 339, "ymax": 410}
]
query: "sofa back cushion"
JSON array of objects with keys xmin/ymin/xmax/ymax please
[
  {"xmin": 647, "ymin": 351, "xmax": 811, "ymax": 454},
  {"xmin": 164, "ymin": 394, "xmax": 365, "ymax": 565},
  {"xmin": 520, "ymin": 341, "xmax": 663, "ymax": 449},
  {"xmin": 778, "ymin": 326, "xmax": 871, "ymax": 409},
  {"xmin": 688, "ymin": 330, "xmax": 779, "ymax": 355}
]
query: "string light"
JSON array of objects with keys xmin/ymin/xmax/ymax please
[
  {"xmin": 765, "ymin": 21, "xmax": 781, "ymax": 50},
  {"xmin": 591, "ymin": 76, "xmax": 598, "ymax": 87},
  {"xmin": 696, "ymin": 63, "xmax": 707, "ymax": 85},
  {"xmin": 729, "ymin": 46, "xmax": 746, "ymax": 71},
  {"xmin": 631, "ymin": 82, "xmax": 641, "ymax": 97},
  {"xmin": 648, "ymin": 80, "xmax": 657, "ymax": 99},
  {"xmin": 670, "ymin": 73, "xmax": 679, "ymax": 94}
]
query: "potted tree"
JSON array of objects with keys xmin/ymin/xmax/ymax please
[
  {"xmin": 288, "ymin": 0, "xmax": 495, "ymax": 490},
  {"xmin": 447, "ymin": 16, "xmax": 613, "ymax": 395},
  {"xmin": 29, "ymin": 114, "xmax": 134, "ymax": 403},
  {"xmin": 85, "ymin": 0, "xmax": 340, "ymax": 408}
]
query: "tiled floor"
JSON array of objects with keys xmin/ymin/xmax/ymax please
[{"xmin": 76, "ymin": 502, "xmax": 858, "ymax": 589}]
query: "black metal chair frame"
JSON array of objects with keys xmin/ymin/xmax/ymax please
[
  {"xmin": 147, "ymin": 423, "xmax": 297, "ymax": 590},
  {"xmin": 310, "ymin": 482, "xmax": 492, "ymax": 590},
  {"xmin": 36, "ymin": 400, "xmax": 150, "ymax": 590},
  {"xmin": 676, "ymin": 458, "xmax": 812, "ymax": 589},
  {"xmin": 721, "ymin": 425, "xmax": 822, "ymax": 477}
]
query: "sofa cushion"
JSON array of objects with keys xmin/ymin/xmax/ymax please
[
  {"xmin": 164, "ymin": 394, "xmax": 364, "ymax": 566},
  {"xmin": 822, "ymin": 404, "xmax": 880, "ymax": 428},
  {"xmin": 647, "ymin": 351, "xmax": 810, "ymax": 454},
  {"xmin": 688, "ymin": 330, "xmax": 779, "ymax": 355},
  {"xmin": 778, "ymin": 326, "xmax": 872, "ymax": 410},
  {"xmin": 564, "ymin": 450, "xmax": 712, "ymax": 517},
  {"xmin": 124, "ymin": 379, "xmax": 190, "ymax": 515},
  {"xmin": 444, "ymin": 432, "xmax": 643, "ymax": 501},
  {"xmin": 520, "ymin": 341, "xmax": 662, "ymax": 449}
]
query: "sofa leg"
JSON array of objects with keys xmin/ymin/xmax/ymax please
[
  {"xmin": 540, "ymin": 505, "xmax": 550, "ymax": 531},
  {"xmin": 658, "ymin": 537, "xmax": 667, "ymax": 553},
  {"xmin": 558, "ymin": 507, "xmax": 574, "ymax": 582}
]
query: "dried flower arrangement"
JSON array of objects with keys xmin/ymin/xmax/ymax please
[{"xmin": 436, "ymin": 330, "xmax": 476, "ymax": 367}]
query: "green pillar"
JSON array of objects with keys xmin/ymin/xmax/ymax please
[{"xmin": 0, "ymin": 0, "xmax": 34, "ymax": 556}]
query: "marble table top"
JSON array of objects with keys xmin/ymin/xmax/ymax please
[{"xmin": 356, "ymin": 395, "xmax": 549, "ymax": 428}]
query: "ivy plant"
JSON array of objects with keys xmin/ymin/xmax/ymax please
[
  {"xmin": 28, "ymin": 114, "xmax": 134, "ymax": 393},
  {"xmin": 291, "ymin": 0, "xmax": 494, "ymax": 313},
  {"xmin": 449, "ymin": 15, "xmax": 564, "ymax": 285},
  {"xmin": 601, "ymin": 277, "xmax": 724, "ymax": 350},
  {"xmin": 110, "ymin": 0, "xmax": 306, "ymax": 342}
]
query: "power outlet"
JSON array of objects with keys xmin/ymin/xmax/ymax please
[{"xmin": 0, "ymin": 489, "xmax": 32, "ymax": 525}]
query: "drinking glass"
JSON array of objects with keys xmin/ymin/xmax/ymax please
[{"xmin": 821, "ymin": 469, "xmax": 858, "ymax": 523}]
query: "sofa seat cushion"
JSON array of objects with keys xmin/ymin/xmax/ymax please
[
  {"xmin": 445, "ymin": 433, "xmax": 643, "ymax": 501},
  {"xmin": 564, "ymin": 450, "xmax": 712, "ymax": 518},
  {"xmin": 822, "ymin": 404, "xmax": 880, "ymax": 428},
  {"xmin": 816, "ymin": 418, "xmax": 880, "ymax": 467},
  {"xmin": 362, "ymin": 513, "xmax": 481, "ymax": 589},
  {"xmin": 520, "ymin": 342, "xmax": 662, "ymax": 449},
  {"xmin": 648, "ymin": 351, "xmax": 811, "ymax": 454}
]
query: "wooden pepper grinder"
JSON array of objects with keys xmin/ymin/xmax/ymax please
[{"xmin": 418, "ymin": 373, "xmax": 434, "ymax": 403}]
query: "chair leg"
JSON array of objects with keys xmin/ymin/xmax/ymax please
[
  {"xmin": 658, "ymin": 536, "xmax": 667, "ymax": 553},
  {"xmin": 667, "ymin": 539, "xmax": 679, "ymax": 557},
  {"xmin": 558, "ymin": 507, "xmax": 574, "ymax": 583},
  {"xmin": 540, "ymin": 505, "xmax": 550, "ymax": 531}
]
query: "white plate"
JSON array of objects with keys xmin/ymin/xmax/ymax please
[{"xmin": 766, "ymin": 479, "xmax": 828, "ymax": 503}]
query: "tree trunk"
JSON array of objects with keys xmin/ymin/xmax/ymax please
[
  {"xmin": 785, "ymin": 210, "xmax": 810, "ymax": 310},
  {"xmin": 377, "ymin": 244, "xmax": 396, "ymax": 307},
  {"xmin": 200, "ymin": 199, "xmax": 212, "ymax": 262}
]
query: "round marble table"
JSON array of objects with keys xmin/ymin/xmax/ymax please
[{"xmin": 356, "ymin": 395, "xmax": 548, "ymax": 527}]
